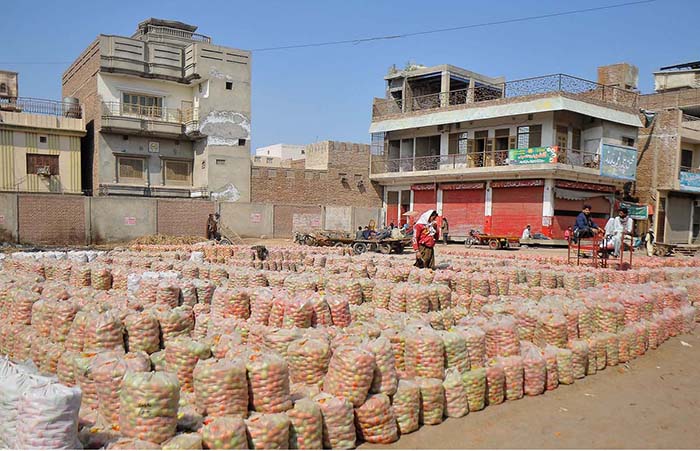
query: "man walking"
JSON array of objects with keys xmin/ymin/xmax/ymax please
[{"xmin": 441, "ymin": 217, "xmax": 449, "ymax": 245}]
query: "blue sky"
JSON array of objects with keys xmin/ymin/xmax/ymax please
[{"xmin": 2, "ymin": 0, "xmax": 698, "ymax": 150}]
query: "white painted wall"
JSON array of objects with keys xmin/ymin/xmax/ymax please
[{"xmin": 255, "ymin": 143, "xmax": 306, "ymax": 159}]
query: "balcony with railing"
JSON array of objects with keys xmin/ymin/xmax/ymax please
[
  {"xmin": 682, "ymin": 114, "xmax": 700, "ymax": 140},
  {"xmin": 0, "ymin": 96, "xmax": 82, "ymax": 118},
  {"xmin": 370, "ymin": 147, "xmax": 601, "ymax": 177},
  {"xmin": 372, "ymin": 74, "xmax": 639, "ymax": 121},
  {"xmin": 132, "ymin": 24, "xmax": 212, "ymax": 43},
  {"xmin": 101, "ymin": 102, "xmax": 200, "ymax": 138}
]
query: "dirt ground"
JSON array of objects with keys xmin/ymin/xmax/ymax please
[{"xmin": 362, "ymin": 330, "xmax": 700, "ymax": 450}]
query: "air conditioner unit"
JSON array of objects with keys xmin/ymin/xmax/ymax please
[{"xmin": 36, "ymin": 166, "xmax": 51, "ymax": 177}]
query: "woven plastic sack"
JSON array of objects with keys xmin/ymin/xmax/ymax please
[
  {"xmin": 93, "ymin": 352, "xmax": 150, "ymax": 427},
  {"xmin": 485, "ymin": 361, "xmax": 505, "ymax": 405},
  {"xmin": 288, "ymin": 397, "xmax": 323, "ymax": 450},
  {"xmin": 440, "ymin": 330, "xmax": 469, "ymax": 373},
  {"xmin": 74, "ymin": 353, "xmax": 100, "ymax": 410},
  {"xmin": 416, "ymin": 377, "xmax": 444, "ymax": 425},
  {"xmin": 283, "ymin": 295, "xmax": 313, "ymax": 329},
  {"xmin": 156, "ymin": 281, "xmax": 181, "ymax": 309},
  {"xmin": 16, "ymin": 380, "xmax": 82, "ymax": 450},
  {"xmin": 323, "ymin": 345, "xmax": 375, "ymax": 407},
  {"xmin": 354, "ymin": 393, "xmax": 398, "ymax": 444},
  {"xmin": 161, "ymin": 432, "xmax": 202, "ymax": 450},
  {"xmin": 485, "ymin": 317, "xmax": 520, "ymax": 358},
  {"xmin": 119, "ymin": 371, "xmax": 180, "ymax": 445},
  {"xmin": 245, "ymin": 412, "xmax": 291, "ymax": 450},
  {"xmin": 288, "ymin": 338, "xmax": 331, "ymax": 386},
  {"xmin": 404, "ymin": 329, "xmax": 445, "ymax": 379},
  {"xmin": 107, "ymin": 437, "xmax": 161, "ymax": 449},
  {"xmin": 314, "ymin": 393, "xmax": 356, "ymax": 450},
  {"xmin": 568, "ymin": 340, "xmax": 589, "ymax": 379},
  {"xmin": 165, "ymin": 338, "xmax": 212, "ymax": 392},
  {"xmin": 326, "ymin": 295, "xmax": 351, "ymax": 327},
  {"xmin": 124, "ymin": 311, "xmax": 161, "ymax": 354},
  {"xmin": 462, "ymin": 367, "xmax": 487, "ymax": 411},
  {"xmin": 443, "ymin": 368, "xmax": 468, "ymax": 418},
  {"xmin": 362, "ymin": 336, "xmax": 398, "ymax": 396},
  {"xmin": 246, "ymin": 352, "xmax": 292, "ymax": 413},
  {"xmin": 392, "ymin": 379, "xmax": 420, "ymax": 434},
  {"xmin": 555, "ymin": 347, "xmax": 574, "ymax": 385},
  {"xmin": 156, "ymin": 305, "xmax": 195, "ymax": 345},
  {"xmin": 543, "ymin": 346, "xmax": 560, "ymax": 391},
  {"xmin": 309, "ymin": 294, "xmax": 332, "ymax": 327},
  {"xmin": 201, "ymin": 416, "xmax": 247, "ymax": 450},
  {"xmin": 499, "ymin": 355, "xmax": 524, "ymax": 401},
  {"xmin": 461, "ymin": 326, "xmax": 486, "ymax": 368},
  {"xmin": 521, "ymin": 344, "xmax": 546, "ymax": 396},
  {"xmin": 193, "ymin": 358, "xmax": 248, "ymax": 418}
]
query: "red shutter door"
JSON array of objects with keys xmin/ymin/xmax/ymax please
[
  {"xmin": 413, "ymin": 190, "xmax": 437, "ymax": 215},
  {"xmin": 491, "ymin": 187, "xmax": 543, "ymax": 236},
  {"xmin": 443, "ymin": 189, "xmax": 485, "ymax": 237}
]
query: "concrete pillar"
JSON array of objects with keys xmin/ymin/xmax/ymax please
[
  {"xmin": 542, "ymin": 179, "xmax": 555, "ymax": 237},
  {"xmin": 440, "ymin": 70, "xmax": 450, "ymax": 107},
  {"xmin": 467, "ymin": 79, "xmax": 475, "ymax": 103},
  {"xmin": 689, "ymin": 200, "xmax": 694, "ymax": 245},
  {"xmin": 437, "ymin": 188, "xmax": 443, "ymax": 215},
  {"xmin": 484, "ymin": 181, "xmax": 493, "ymax": 233}
]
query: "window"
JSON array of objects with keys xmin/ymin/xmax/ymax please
[
  {"xmin": 163, "ymin": 159, "xmax": 192, "ymax": 186},
  {"xmin": 254, "ymin": 156, "xmax": 261, "ymax": 162},
  {"xmin": 225, "ymin": 81, "xmax": 233, "ymax": 90},
  {"xmin": 0, "ymin": 83, "xmax": 6, "ymax": 94},
  {"xmin": 448, "ymin": 132, "xmax": 468, "ymax": 155},
  {"xmin": 238, "ymin": 138, "xmax": 247, "ymax": 146},
  {"xmin": 26, "ymin": 154, "xmax": 59, "ymax": 175},
  {"xmin": 266, "ymin": 157, "xmax": 273, "ymax": 163},
  {"xmin": 117, "ymin": 156, "xmax": 146, "ymax": 183},
  {"xmin": 216, "ymin": 159, "xmax": 226, "ymax": 165},
  {"xmin": 495, "ymin": 128, "xmax": 510, "ymax": 151},
  {"xmin": 39, "ymin": 136, "xmax": 47, "ymax": 144},
  {"xmin": 622, "ymin": 137, "xmax": 635, "ymax": 147},
  {"xmin": 681, "ymin": 149, "xmax": 694, "ymax": 169},
  {"xmin": 572, "ymin": 129, "xmax": 582, "ymax": 150},
  {"xmin": 122, "ymin": 93, "xmax": 163, "ymax": 118},
  {"xmin": 517, "ymin": 125, "xmax": 542, "ymax": 148},
  {"xmin": 122, "ymin": 135, "xmax": 129, "ymax": 141}
]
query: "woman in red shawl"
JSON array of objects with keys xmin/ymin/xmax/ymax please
[{"xmin": 413, "ymin": 210, "xmax": 439, "ymax": 269}]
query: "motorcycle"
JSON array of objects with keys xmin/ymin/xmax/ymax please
[{"xmin": 464, "ymin": 229, "xmax": 482, "ymax": 248}]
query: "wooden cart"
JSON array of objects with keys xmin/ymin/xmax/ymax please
[{"xmin": 464, "ymin": 233, "xmax": 520, "ymax": 250}]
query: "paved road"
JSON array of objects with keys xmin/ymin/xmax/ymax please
[{"xmin": 362, "ymin": 330, "xmax": 700, "ymax": 449}]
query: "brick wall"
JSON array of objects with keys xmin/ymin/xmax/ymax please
[
  {"xmin": 18, "ymin": 194, "xmax": 86, "ymax": 245},
  {"xmin": 251, "ymin": 141, "xmax": 382, "ymax": 208},
  {"xmin": 635, "ymin": 109, "xmax": 681, "ymax": 205},
  {"xmin": 62, "ymin": 38, "xmax": 101, "ymax": 194},
  {"xmin": 157, "ymin": 199, "xmax": 215, "ymax": 237}
]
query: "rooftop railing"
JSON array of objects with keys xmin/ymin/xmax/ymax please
[
  {"xmin": 0, "ymin": 97, "xmax": 82, "ymax": 118},
  {"xmin": 372, "ymin": 74, "xmax": 639, "ymax": 120},
  {"xmin": 370, "ymin": 148, "xmax": 600, "ymax": 175},
  {"xmin": 102, "ymin": 102, "xmax": 197, "ymax": 124},
  {"xmin": 132, "ymin": 24, "xmax": 212, "ymax": 43}
]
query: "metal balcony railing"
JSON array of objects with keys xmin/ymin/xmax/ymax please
[
  {"xmin": 372, "ymin": 74, "xmax": 639, "ymax": 120},
  {"xmin": 101, "ymin": 102, "xmax": 197, "ymax": 124},
  {"xmin": 0, "ymin": 96, "xmax": 82, "ymax": 118},
  {"xmin": 370, "ymin": 148, "xmax": 600, "ymax": 174},
  {"xmin": 680, "ymin": 166, "xmax": 700, "ymax": 174}
]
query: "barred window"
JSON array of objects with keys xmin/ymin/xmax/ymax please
[{"xmin": 117, "ymin": 156, "xmax": 146, "ymax": 183}]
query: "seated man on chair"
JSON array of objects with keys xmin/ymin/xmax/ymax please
[
  {"xmin": 573, "ymin": 205, "xmax": 602, "ymax": 243},
  {"xmin": 603, "ymin": 207, "xmax": 634, "ymax": 258}
]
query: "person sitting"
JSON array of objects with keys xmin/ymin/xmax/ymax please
[
  {"xmin": 362, "ymin": 226, "xmax": 372, "ymax": 240},
  {"xmin": 603, "ymin": 207, "xmax": 634, "ymax": 257},
  {"xmin": 573, "ymin": 205, "xmax": 602, "ymax": 243},
  {"xmin": 355, "ymin": 226, "xmax": 364, "ymax": 240},
  {"xmin": 521, "ymin": 224, "xmax": 532, "ymax": 240},
  {"xmin": 375, "ymin": 226, "xmax": 391, "ymax": 240}
]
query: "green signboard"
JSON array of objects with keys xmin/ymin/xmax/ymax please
[
  {"xmin": 619, "ymin": 201, "xmax": 648, "ymax": 220},
  {"xmin": 508, "ymin": 146, "xmax": 558, "ymax": 165},
  {"xmin": 600, "ymin": 144, "xmax": 637, "ymax": 181}
]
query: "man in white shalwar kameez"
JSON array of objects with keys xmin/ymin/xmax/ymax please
[{"xmin": 604, "ymin": 207, "xmax": 634, "ymax": 257}]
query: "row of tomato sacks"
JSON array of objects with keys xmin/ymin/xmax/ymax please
[{"xmin": 0, "ymin": 255, "xmax": 699, "ymax": 449}]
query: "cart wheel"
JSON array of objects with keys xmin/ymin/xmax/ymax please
[
  {"xmin": 464, "ymin": 238, "xmax": 476, "ymax": 248},
  {"xmin": 219, "ymin": 238, "xmax": 232, "ymax": 246},
  {"xmin": 396, "ymin": 244, "xmax": 405, "ymax": 254},
  {"xmin": 488, "ymin": 239, "xmax": 500, "ymax": 250},
  {"xmin": 333, "ymin": 242, "xmax": 345, "ymax": 248},
  {"xmin": 352, "ymin": 242, "xmax": 368, "ymax": 254},
  {"xmin": 379, "ymin": 243, "xmax": 392, "ymax": 254}
]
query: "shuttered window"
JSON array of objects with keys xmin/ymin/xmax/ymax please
[
  {"xmin": 26, "ymin": 154, "xmax": 59, "ymax": 175},
  {"xmin": 163, "ymin": 159, "xmax": 191, "ymax": 185},
  {"xmin": 117, "ymin": 156, "xmax": 146, "ymax": 183}
]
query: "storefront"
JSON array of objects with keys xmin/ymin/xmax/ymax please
[
  {"xmin": 489, "ymin": 180, "xmax": 544, "ymax": 236},
  {"xmin": 551, "ymin": 180, "xmax": 615, "ymax": 238},
  {"xmin": 440, "ymin": 182, "xmax": 485, "ymax": 237}
]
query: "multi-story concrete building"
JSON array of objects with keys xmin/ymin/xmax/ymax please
[
  {"xmin": 637, "ymin": 61, "xmax": 700, "ymax": 245},
  {"xmin": 0, "ymin": 71, "xmax": 84, "ymax": 194},
  {"xmin": 62, "ymin": 18, "xmax": 251, "ymax": 199},
  {"xmin": 369, "ymin": 63, "xmax": 642, "ymax": 239}
]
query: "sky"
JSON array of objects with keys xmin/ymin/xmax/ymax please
[{"xmin": 2, "ymin": 0, "xmax": 699, "ymax": 151}]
